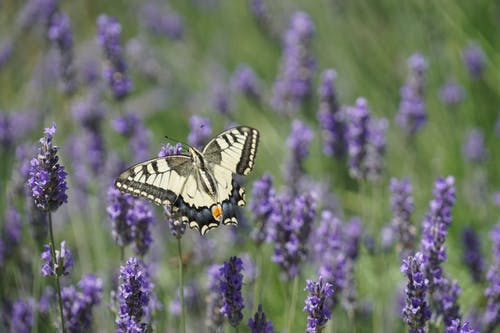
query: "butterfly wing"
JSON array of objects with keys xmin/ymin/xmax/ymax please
[
  {"xmin": 114, "ymin": 155, "xmax": 193, "ymax": 206},
  {"xmin": 202, "ymin": 126, "xmax": 259, "ymax": 176}
]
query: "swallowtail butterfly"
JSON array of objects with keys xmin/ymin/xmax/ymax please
[{"xmin": 115, "ymin": 126, "xmax": 259, "ymax": 235}]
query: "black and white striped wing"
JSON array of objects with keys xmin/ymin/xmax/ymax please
[
  {"xmin": 114, "ymin": 155, "xmax": 193, "ymax": 206},
  {"xmin": 202, "ymin": 126, "xmax": 259, "ymax": 176}
]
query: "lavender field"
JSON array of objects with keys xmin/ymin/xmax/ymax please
[{"xmin": 0, "ymin": 1, "xmax": 499, "ymax": 332}]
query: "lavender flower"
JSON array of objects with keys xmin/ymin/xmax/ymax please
[
  {"xmin": 112, "ymin": 112, "xmax": 151, "ymax": 161},
  {"xmin": 283, "ymin": 119, "xmax": 313, "ymax": 188},
  {"xmin": 345, "ymin": 98, "xmax": 386, "ymax": 180},
  {"xmin": 314, "ymin": 210, "xmax": 345, "ymax": 310},
  {"xmin": 462, "ymin": 43, "xmax": 486, "ymax": 79},
  {"xmin": 1, "ymin": 208, "xmax": 22, "ymax": 261},
  {"xmin": 231, "ymin": 64, "xmax": 263, "ymax": 105},
  {"xmin": 0, "ymin": 39, "xmax": 13, "ymax": 71},
  {"xmin": 267, "ymin": 192, "xmax": 316, "ymax": 280},
  {"xmin": 341, "ymin": 217, "xmax": 362, "ymax": 312},
  {"xmin": 248, "ymin": 304, "xmax": 274, "ymax": 333},
  {"xmin": 205, "ymin": 264, "xmax": 225, "ymax": 332},
  {"xmin": 16, "ymin": 0, "xmax": 58, "ymax": 32},
  {"xmin": 463, "ymin": 128, "xmax": 488, "ymax": 163},
  {"xmin": 445, "ymin": 319, "xmax": 475, "ymax": 333},
  {"xmin": 250, "ymin": 173, "xmax": 276, "ymax": 244},
  {"xmin": 219, "ymin": 256, "xmax": 245, "ymax": 327},
  {"xmin": 439, "ymin": 80, "xmax": 465, "ymax": 106},
  {"xmin": 187, "ymin": 115, "xmax": 212, "ymax": 150},
  {"xmin": 396, "ymin": 53, "xmax": 427, "ymax": 135},
  {"xmin": 97, "ymin": 14, "xmax": 132, "ymax": 100},
  {"xmin": 48, "ymin": 11, "xmax": 76, "ymax": 94},
  {"xmin": 440, "ymin": 278, "xmax": 462, "ymax": 328},
  {"xmin": 420, "ymin": 176, "xmax": 456, "ymax": 294},
  {"xmin": 317, "ymin": 69, "xmax": 346, "ymax": 158},
  {"xmin": 211, "ymin": 84, "xmax": 231, "ymax": 116},
  {"xmin": 169, "ymin": 283, "xmax": 201, "ymax": 316},
  {"xmin": 483, "ymin": 224, "xmax": 500, "ymax": 332},
  {"xmin": 140, "ymin": 2, "xmax": 184, "ymax": 40},
  {"xmin": 62, "ymin": 274, "xmax": 103, "ymax": 332},
  {"xmin": 461, "ymin": 227, "xmax": 484, "ymax": 282},
  {"xmin": 40, "ymin": 240, "xmax": 73, "ymax": 277},
  {"xmin": 107, "ymin": 187, "xmax": 135, "ymax": 247},
  {"xmin": 271, "ymin": 11, "xmax": 315, "ymax": 115},
  {"xmin": 132, "ymin": 200, "xmax": 154, "ymax": 256},
  {"xmin": 116, "ymin": 257, "xmax": 152, "ymax": 332},
  {"xmin": 0, "ymin": 109, "xmax": 39, "ymax": 150},
  {"xmin": 28, "ymin": 122, "xmax": 68, "ymax": 212},
  {"xmin": 107, "ymin": 187, "xmax": 154, "ymax": 255},
  {"xmin": 9, "ymin": 297, "xmax": 35, "ymax": 333},
  {"xmin": 249, "ymin": 0, "xmax": 279, "ymax": 40},
  {"xmin": 401, "ymin": 252, "xmax": 431, "ymax": 333},
  {"xmin": 390, "ymin": 177, "xmax": 416, "ymax": 257},
  {"xmin": 304, "ymin": 276, "xmax": 334, "ymax": 333}
]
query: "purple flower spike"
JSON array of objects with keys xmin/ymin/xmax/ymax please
[
  {"xmin": 40, "ymin": 240, "xmax": 73, "ymax": 277},
  {"xmin": 48, "ymin": 11, "xmax": 77, "ymax": 94},
  {"xmin": 483, "ymin": 224, "xmax": 500, "ymax": 332},
  {"xmin": 219, "ymin": 256, "xmax": 245, "ymax": 327},
  {"xmin": 188, "ymin": 115, "xmax": 212, "ymax": 150},
  {"xmin": 140, "ymin": 2, "xmax": 184, "ymax": 40},
  {"xmin": 463, "ymin": 128, "xmax": 488, "ymax": 163},
  {"xmin": 271, "ymin": 11, "xmax": 315, "ymax": 115},
  {"xmin": 28, "ymin": 122, "xmax": 68, "ymax": 212},
  {"xmin": 461, "ymin": 227, "xmax": 484, "ymax": 282},
  {"xmin": 62, "ymin": 274, "xmax": 103, "ymax": 332},
  {"xmin": 401, "ymin": 252, "xmax": 431, "ymax": 333},
  {"xmin": 267, "ymin": 193, "xmax": 316, "ymax": 280},
  {"xmin": 112, "ymin": 112, "xmax": 151, "ymax": 161},
  {"xmin": 283, "ymin": 119, "xmax": 313, "ymax": 187},
  {"xmin": 396, "ymin": 53, "xmax": 427, "ymax": 135},
  {"xmin": 462, "ymin": 42, "xmax": 486, "ymax": 79},
  {"xmin": 9, "ymin": 297, "xmax": 35, "ymax": 333},
  {"xmin": 421, "ymin": 176, "xmax": 456, "ymax": 294},
  {"xmin": 116, "ymin": 257, "xmax": 152, "ymax": 332},
  {"xmin": 439, "ymin": 81, "xmax": 465, "ymax": 106},
  {"xmin": 231, "ymin": 64, "xmax": 263, "ymax": 105},
  {"xmin": 390, "ymin": 177, "xmax": 416, "ymax": 257},
  {"xmin": 97, "ymin": 14, "xmax": 132, "ymax": 100},
  {"xmin": 250, "ymin": 173, "xmax": 276, "ymax": 244},
  {"xmin": 304, "ymin": 276, "xmax": 334, "ymax": 333},
  {"xmin": 317, "ymin": 69, "xmax": 346, "ymax": 159},
  {"xmin": 206, "ymin": 264, "xmax": 225, "ymax": 332},
  {"xmin": 248, "ymin": 304, "xmax": 274, "ymax": 333},
  {"xmin": 445, "ymin": 319, "xmax": 475, "ymax": 333}
]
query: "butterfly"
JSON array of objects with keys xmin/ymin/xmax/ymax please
[{"xmin": 114, "ymin": 126, "xmax": 259, "ymax": 235}]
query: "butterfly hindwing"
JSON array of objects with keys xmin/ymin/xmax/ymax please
[{"xmin": 203, "ymin": 126, "xmax": 259, "ymax": 176}]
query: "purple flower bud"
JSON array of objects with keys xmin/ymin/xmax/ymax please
[
  {"xmin": 439, "ymin": 80, "xmax": 465, "ymax": 106},
  {"xmin": 271, "ymin": 11, "xmax": 315, "ymax": 115},
  {"xmin": 250, "ymin": 173, "xmax": 276, "ymax": 244},
  {"xmin": 248, "ymin": 304, "xmax": 274, "ymax": 333},
  {"xmin": 390, "ymin": 177, "xmax": 416, "ymax": 257},
  {"xmin": 206, "ymin": 264, "xmax": 225, "ymax": 332},
  {"xmin": 188, "ymin": 115, "xmax": 212, "ymax": 150},
  {"xmin": 462, "ymin": 42, "xmax": 486, "ymax": 79},
  {"xmin": 97, "ymin": 14, "xmax": 132, "ymax": 100},
  {"xmin": 40, "ymin": 240, "xmax": 73, "ymax": 277},
  {"xmin": 317, "ymin": 69, "xmax": 346, "ymax": 158},
  {"xmin": 219, "ymin": 256, "xmax": 245, "ymax": 327},
  {"xmin": 304, "ymin": 276, "xmax": 334, "ymax": 333},
  {"xmin": 463, "ymin": 128, "xmax": 488, "ymax": 163},
  {"xmin": 140, "ymin": 2, "xmax": 184, "ymax": 40},
  {"xmin": 28, "ymin": 122, "xmax": 68, "ymax": 212},
  {"xmin": 396, "ymin": 53, "xmax": 427, "ymax": 135},
  {"xmin": 283, "ymin": 119, "xmax": 313, "ymax": 187},
  {"xmin": 112, "ymin": 112, "xmax": 151, "ymax": 161},
  {"xmin": 9, "ymin": 297, "xmax": 35, "ymax": 333},
  {"xmin": 461, "ymin": 227, "xmax": 484, "ymax": 282},
  {"xmin": 231, "ymin": 64, "xmax": 262, "ymax": 105}
]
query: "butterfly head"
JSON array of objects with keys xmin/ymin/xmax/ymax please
[{"xmin": 211, "ymin": 203, "xmax": 223, "ymax": 223}]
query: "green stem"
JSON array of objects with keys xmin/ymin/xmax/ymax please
[
  {"xmin": 286, "ymin": 275, "xmax": 299, "ymax": 333},
  {"xmin": 48, "ymin": 212, "xmax": 65, "ymax": 333},
  {"xmin": 177, "ymin": 238, "xmax": 186, "ymax": 333}
]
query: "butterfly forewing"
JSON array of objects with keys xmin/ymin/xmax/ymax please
[
  {"xmin": 115, "ymin": 155, "xmax": 193, "ymax": 206},
  {"xmin": 203, "ymin": 126, "xmax": 259, "ymax": 176}
]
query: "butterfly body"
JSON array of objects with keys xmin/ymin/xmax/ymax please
[{"xmin": 115, "ymin": 126, "xmax": 259, "ymax": 235}]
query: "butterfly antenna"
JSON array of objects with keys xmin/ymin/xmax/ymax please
[{"xmin": 164, "ymin": 135, "xmax": 191, "ymax": 152}]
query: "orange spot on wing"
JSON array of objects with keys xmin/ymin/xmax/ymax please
[{"xmin": 211, "ymin": 204, "xmax": 223, "ymax": 222}]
